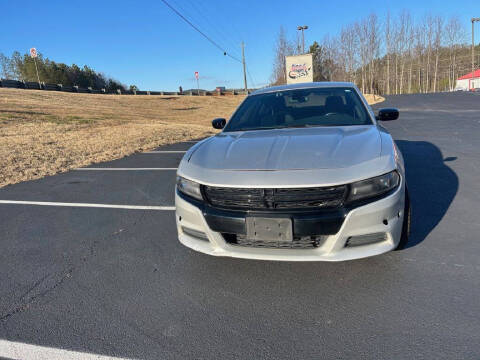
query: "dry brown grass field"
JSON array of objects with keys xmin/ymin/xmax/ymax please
[
  {"xmin": 0, "ymin": 88, "xmax": 383, "ymax": 187},
  {"xmin": 364, "ymin": 94, "xmax": 385, "ymax": 105}
]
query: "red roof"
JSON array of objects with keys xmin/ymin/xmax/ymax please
[{"xmin": 458, "ymin": 69, "xmax": 480, "ymax": 80}]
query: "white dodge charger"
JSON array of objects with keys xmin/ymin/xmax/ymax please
[{"xmin": 175, "ymin": 82, "xmax": 411, "ymax": 261}]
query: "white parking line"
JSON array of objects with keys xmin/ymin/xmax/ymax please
[
  {"xmin": 0, "ymin": 200, "xmax": 175, "ymax": 210},
  {"xmin": 0, "ymin": 339, "xmax": 135, "ymax": 360},
  {"xmin": 144, "ymin": 150, "xmax": 186, "ymax": 153},
  {"xmin": 75, "ymin": 168, "xmax": 177, "ymax": 171}
]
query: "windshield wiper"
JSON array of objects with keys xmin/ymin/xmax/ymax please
[
  {"xmin": 231, "ymin": 126, "xmax": 280, "ymax": 132},
  {"xmin": 231, "ymin": 124, "xmax": 343, "ymax": 132},
  {"xmin": 283, "ymin": 124, "xmax": 315, "ymax": 128}
]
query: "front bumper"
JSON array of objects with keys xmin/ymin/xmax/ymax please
[{"xmin": 175, "ymin": 182, "xmax": 405, "ymax": 262}]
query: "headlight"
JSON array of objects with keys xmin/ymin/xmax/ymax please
[
  {"xmin": 176, "ymin": 176, "xmax": 203, "ymax": 201},
  {"xmin": 347, "ymin": 171, "xmax": 400, "ymax": 203}
]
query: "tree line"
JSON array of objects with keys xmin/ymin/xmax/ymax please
[
  {"xmin": 0, "ymin": 51, "xmax": 131, "ymax": 92},
  {"xmin": 271, "ymin": 12, "xmax": 478, "ymax": 94}
]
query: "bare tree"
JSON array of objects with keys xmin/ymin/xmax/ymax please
[
  {"xmin": 340, "ymin": 24, "xmax": 358, "ymax": 83},
  {"xmin": 356, "ymin": 19, "xmax": 369, "ymax": 93},
  {"xmin": 397, "ymin": 11, "xmax": 412, "ymax": 94},
  {"xmin": 270, "ymin": 26, "xmax": 295, "ymax": 85},
  {"xmin": 391, "ymin": 13, "xmax": 408, "ymax": 94},
  {"xmin": 413, "ymin": 24, "xmax": 425, "ymax": 93},
  {"xmin": 270, "ymin": 11, "xmax": 471, "ymax": 95},
  {"xmin": 392, "ymin": 16, "xmax": 400, "ymax": 93},
  {"xmin": 385, "ymin": 12, "xmax": 392, "ymax": 94},
  {"xmin": 432, "ymin": 16, "xmax": 444, "ymax": 92},
  {"xmin": 445, "ymin": 16, "xmax": 465, "ymax": 90},
  {"xmin": 366, "ymin": 13, "xmax": 380, "ymax": 94},
  {"xmin": 406, "ymin": 17, "xmax": 416, "ymax": 93},
  {"xmin": 320, "ymin": 34, "xmax": 341, "ymax": 81},
  {"xmin": 424, "ymin": 15, "xmax": 436, "ymax": 92}
]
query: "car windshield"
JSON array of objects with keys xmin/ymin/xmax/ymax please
[{"xmin": 223, "ymin": 87, "xmax": 372, "ymax": 132}]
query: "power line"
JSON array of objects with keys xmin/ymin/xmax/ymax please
[
  {"xmin": 159, "ymin": 0, "xmax": 242, "ymax": 63},
  {"xmin": 183, "ymin": 0, "xmax": 242, "ymax": 59},
  {"xmin": 246, "ymin": 66, "xmax": 256, "ymax": 89},
  {"xmin": 160, "ymin": 0, "xmax": 254, "ymax": 90},
  {"xmin": 176, "ymin": 0, "xmax": 231, "ymax": 52}
]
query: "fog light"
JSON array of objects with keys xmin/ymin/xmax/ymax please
[
  {"xmin": 345, "ymin": 233, "xmax": 387, "ymax": 247},
  {"xmin": 182, "ymin": 226, "xmax": 209, "ymax": 241}
]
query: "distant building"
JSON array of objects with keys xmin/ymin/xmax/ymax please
[
  {"xmin": 455, "ymin": 69, "xmax": 480, "ymax": 90},
  {"xmin": 216, "ymin": 86, "xmax": 226, "ymax": 92}
]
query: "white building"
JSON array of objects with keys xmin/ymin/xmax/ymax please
[{"xmin": 455, "ymin": 69, "xmax": 480, "ymax": 90}]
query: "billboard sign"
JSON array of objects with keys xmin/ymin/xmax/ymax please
[
  {"xmin": 285, "ymin": 54, "xmax": 313, "ymax": 84},
  {"xmin": 30, "ymin": 48, "xmax": 37, "ymax": 58}
]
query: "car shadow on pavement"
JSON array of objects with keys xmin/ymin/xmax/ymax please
[{"xmin": 395, "ymin": 140, "xmax": 458, "ymax": 248}]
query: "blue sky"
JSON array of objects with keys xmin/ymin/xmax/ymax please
[{"xmin": 1, "ymin": 0, "xmax": 479, "ymax": 91}]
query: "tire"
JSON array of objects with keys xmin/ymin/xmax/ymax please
[{"xmin": 395, "ymin": 186, "xmax": 411, "ymax": 250}]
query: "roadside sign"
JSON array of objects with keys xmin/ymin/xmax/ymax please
[
  {"xmin": 30, "ymin": 48, "xmax": 41, "ymax": 83},
  {"xmin": 285, "ymin": 54, "xmax": 313, "ymax": 84},
  {"xmin": 194, "ymin": 72, "xmax": 200, "ymax": 95}
]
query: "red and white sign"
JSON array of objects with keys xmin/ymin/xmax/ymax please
[
  {"xmin": 30, "ymin": 48, "xmax": 37, "ymax": 58},
  {"xmin": 194, "ymin": 71, "xmax": 199, "ymax": 80}
]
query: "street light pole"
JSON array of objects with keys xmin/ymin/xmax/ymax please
[
  {"xmin": 471, "ymin": 18, "xmax": 480, "ymax": 90},
  {"xmin": 297, "ymin": 25, "xmax": 308, "ymax": 54}
]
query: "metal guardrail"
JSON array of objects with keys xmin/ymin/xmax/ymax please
[{"xmin": 0, "ymin": 79, "xmax": 249, "ymax": 96}]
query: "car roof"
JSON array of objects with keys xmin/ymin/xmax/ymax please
[{"xmin": 250, "ymin": 82, "xmax": 356, "ymax": 96}]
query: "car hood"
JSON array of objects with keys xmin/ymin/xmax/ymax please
[
  {"xmin": 179, "ymin": 125, "xmax": 397, "ymax": 187},
  {"xmin": 189, "ymin": 126, "xmax": 382, "ymax": 170}
]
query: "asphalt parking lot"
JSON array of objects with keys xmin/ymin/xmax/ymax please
[{"xmin": 1, "ymin": 92, "xmax": 479, "ymax": 359}]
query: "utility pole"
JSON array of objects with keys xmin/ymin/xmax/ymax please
[
  {"xmin": 241, "ymin": 41, "xmax": 248, "ymax": 93},
  {"xmin": 297, "ymin": 25, "xmax": 309, "ymax": 54},
  {"xmin": 472, "ymin": 18, "xmax": 480, "ymax": 90}
]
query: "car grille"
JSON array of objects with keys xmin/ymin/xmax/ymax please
[
  {"xmin": 203, "ymin": 185, "xmax": 347, "ymax": 210},
  {"xmin": 223, "ymin": 233, "xmax": 324, "ymax": 249}
]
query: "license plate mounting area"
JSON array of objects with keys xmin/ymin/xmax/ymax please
[{"xmin": 246, "ymin": 217, "xmax": 293, "ymax": 242}]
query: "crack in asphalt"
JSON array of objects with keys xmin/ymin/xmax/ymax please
[
  {"xmin": 16, "ymin": 273, "xmax": 51, "ymax": 302},
  {"xmin": 1, "ymin": 210, "xmax": 148, "ymax": 324},
  {"xmin": 0, "ymin": 267, "xmax": 73, "ymax": 322}
]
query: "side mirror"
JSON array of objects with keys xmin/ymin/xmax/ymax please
[
  {"xmin": 376, "ymin": 108, "xmax": 399, "ymax": 121},
  {"xmin": 212, "ymin": 118, "xmax": 226, "ymax": 129}
]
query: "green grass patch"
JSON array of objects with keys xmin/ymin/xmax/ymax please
[{"xmin": 41, "ymin": 115, "xmax": 96, "ymax": 125}]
